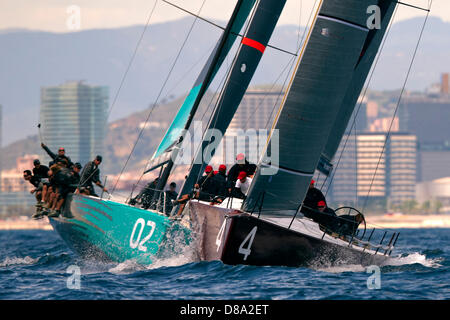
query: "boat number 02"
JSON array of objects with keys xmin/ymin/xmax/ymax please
[
  {"xmin": 129, "ymin": 218, "xmax": 156, "ymax": 252},
  {"xmin": 238, "ymin": 226, "xmax": 257, "ymax": 261}
]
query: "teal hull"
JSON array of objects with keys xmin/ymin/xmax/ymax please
[{"xmin": 49, "ymin": 194, "xmax": 191, "ymax": 265}]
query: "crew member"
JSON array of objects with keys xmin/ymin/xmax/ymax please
[
  {"xmin": 130, "ymin": 178, "xmax": 159, "ymax": 209},
  {"xmin": 32, "ymin": 159, "xmax": 49, "ymax": 179},
  {"xmin": 32, "ymin": 159, "xmax": 50, "ymax": 208},
  {"xmin": 211, "ymin": 164, "xmax": 227, "ymax": 203},
  {"xmin": 227, "ymin": 153, "xmax": 256, "ymax": 193},
  {"xmin": 233, "ymin": 171, "xmax": 252, "ymax": 199},
  {"xmin": 173, "ymin": 165, "xmax": 216, "ymax": 215},
  {"xmin": 47, "ymin": 162, "xmax": 73, "ymax": 217},
  {"xmin": 78, "ymin": 155, "xmax": 107, "ymax": 197},
  {"xmin": 41, "ymin": 143, "xmax": 73, "ymax": 167},
  {"xmin": 301, "ymin": 179, "xmax": 326, "ymax": 214},
  {"xmin": 159, "ymin": 182, "xmax": 178, "ymax": 215},
  {"xmin": 69, "ymin": 162, "xmax": 82, "ymax": 193},
  {"xmin": 23, "ymin": 170, "xmax": 44, "ymax": 219}
]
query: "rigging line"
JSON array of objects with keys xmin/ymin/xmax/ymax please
[
  {"xmin": 362, "ymin": 1, "xmax": 432, "ymax": 214},
  {"xmin": 164, "ymin": 42, "xmax": 216, "ymax": 99},
  {"xmin": 134, "ymin": 56, "xmax": 231, "ymax": 197},
  {"xmin": 322, "ymin": 3, "xmax": 400, "ymax": 195},
  {"xmin": 242, "ymin": 0, "xmax": 305, "ymax": 133},
  {"xmin": 161, "ymin": 0, "xmax": 298, "ymax": 57},
  {"xmin": 263, "ymin": 0, "xmax": 319, "ymax": 132},
  {"xmin": 395, "ymin": 1, "xmax": 430, "ymax": 12},
  {"xmin": 295, "ymin": 0, "xmax": 303, "ymax": 50},
  {"xmin": 138, "ymin": 0, "xmax": 258, "ymax": 190},
  {"xmin": 110, "ymin": 0, "xmax": 209, "ymax": 195},
  {"xmin": 124, "ymin": 41, "xmax": 216, "ymax": 199},
  {"xmin": 106, "ymin": 0, "xmax": 158, "ymax": 121},
  {"xmin": 242, "ymin": 56, "xmax": 295, "ymax": 133},
  {"xmin": 185, "ymin": 0, "xmax": 262, "ymax": 185}
]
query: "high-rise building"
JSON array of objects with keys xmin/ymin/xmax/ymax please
[
  {"xmin": 330, "ymin": 132, "xmax": 417, "ymax": 207},
  {"xmin": 398, "ymin": 91, "xmax": 450, "ymax": 182},
  {"xmin": 441, "ymin": 73, "xmax": 449, "ymax": 95},
  {"xmin": 228, "ymin": 89, "xmax": 284, "ymax": 132},
  {"xmin": 222, "ymin": 88, "xmax": 284, "ymax": 164},
  {"xmin": 398, "ymin": 94, "xmax": 450, "ymax": 148},
  {"xmin": 40, "ymin": 81, "xmax": 108, "ymax": 166}
]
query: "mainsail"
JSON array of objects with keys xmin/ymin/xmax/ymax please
[
  {"xmin": 318, "ymin": 0, "xmax": 397, "ymax": 175},
  {"xmin": 243, "ymin": 0, "xmax": 398, "ymax": 214},
  {"xmin": 178, "ymin": 0, "xmax": 287, "ymax": 197},
  {"xmin": 147, "ymin": 0, "xmax": 256, "ymax": 174}
]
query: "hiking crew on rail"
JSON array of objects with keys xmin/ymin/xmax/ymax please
[{"xmin": 24, "ymin": 143, "xmax": 108, "ymax": 219}]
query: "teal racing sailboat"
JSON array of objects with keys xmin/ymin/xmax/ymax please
[{"xmin": 48, "ymin": 0, "xmax": 261, "ymax": 265}]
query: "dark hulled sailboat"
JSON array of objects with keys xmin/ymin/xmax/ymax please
[{"xmin": 182, "ymin": 0, "xmax": 403, "ymax": 268}]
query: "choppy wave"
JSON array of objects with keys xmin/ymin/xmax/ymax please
[
  {"xmin": 0, "ymin": 229, "xmax": 448, "ymax": 299},
  {"xmin": 0, "ymin": 256, "xmax": 38, "ymax": 267}
]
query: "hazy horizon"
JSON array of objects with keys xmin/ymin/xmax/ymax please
[{"xmin": 0, "ymin": 0, "xmax": 440, "ymax": 33}]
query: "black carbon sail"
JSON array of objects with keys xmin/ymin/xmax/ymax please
[
  {"xmin": 318, "ymin": 0, "xmax": 397, "ymax": 175},
  {"xmin": 243, "ymin": 0, "xmax": 398, "ymax": 214}
]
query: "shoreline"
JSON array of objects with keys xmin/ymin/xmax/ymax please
[
  {"xmin": 366, "ymin": 214, "xmax": 450, "ymax": 229},
  {"xmin": 0, "ymin": 217, "xmax": 53, "ymax": 230}
]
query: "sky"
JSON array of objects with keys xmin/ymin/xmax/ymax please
[{"xmin": 0, "ymin": 0, "xmax": 443, "ymax": 32}]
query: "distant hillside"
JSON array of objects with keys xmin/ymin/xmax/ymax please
[{"xmin": 0, "ymin": 16, "xmax": 447, "ymax": 146}]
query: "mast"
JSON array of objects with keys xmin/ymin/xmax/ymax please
[
  {"xmin": 150, "ymin": 0, "xmax": 256, "ymax": 196},
  {"xmin": 242, "ymin": 0, "xmax": 398, "ymax": 215},
  {"xmin": 178, "ymin": 0, "xmax": 287, "ymax": 198}
]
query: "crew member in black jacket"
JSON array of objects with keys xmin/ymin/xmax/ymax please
[
  {"xmin": 78, "ymin": 155, "xmax": 107, "ymax": 197},
  {"xmin": 41, "ymin": 143, "xmax": 73, "ymax": 168},
  {"xmin": 227, "ymin": 153, "xmax": 256, "ymax": 192},
  {"xmin": 301, "ymin": 179, "xmax": 327, "ymax": 218}
]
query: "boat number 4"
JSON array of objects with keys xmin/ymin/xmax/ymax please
[
  {"xmin": 238, "ymin": 226, "xmax": 257, "ymax": 261},
  {"xmin": 129, "ymin": 218, "xmax": 156, "ymax": 252}
]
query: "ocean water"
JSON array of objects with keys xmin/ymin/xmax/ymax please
[{"xmin": 0, "ymin": 228, "xmax": 448, "ymax": 300}]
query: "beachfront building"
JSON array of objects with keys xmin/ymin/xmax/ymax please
[
  {"xmin": 221, "ymin": 88, "xmax": 284, "ymax": 166},
  {"xmin": 40, "ymin": 81, "xmax": 108, "ymax": 166},
  {"xmin": 329, "ymin": 132, "xmax": 417, "ymax": 208},
  {"xmin": 0, "ymin": 155, "xmax": 39, "ymax": 215},
  {"xmin": 416, "ymin": 177, "xmax": 450, "ymax": 214}
]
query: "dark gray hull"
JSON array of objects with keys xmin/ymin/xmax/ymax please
[{"xmin": 187, "ymin": 201, "xmax": 389, "ymax": 268}]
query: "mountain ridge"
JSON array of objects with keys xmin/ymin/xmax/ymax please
[{"xmin": 0, "ymin": 16, "xmax": 446, "ymax": 147}]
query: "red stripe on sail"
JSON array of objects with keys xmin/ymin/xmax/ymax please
[{"xmin": 241, "ymin": 37, "xmax": 266, "ymax": 53}]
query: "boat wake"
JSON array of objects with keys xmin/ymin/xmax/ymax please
[
  {"xmin": 385, "ymin": 252, "xmax": 442, "ymax": 268},
  {"xmin": 316, "ymin": 251, "xmax": 443, "ymax": 273}
]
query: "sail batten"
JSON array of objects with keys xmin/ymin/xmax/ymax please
[{"xmin": 243, "ymin": 0, "xmax": 398, "ymax": 214}]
